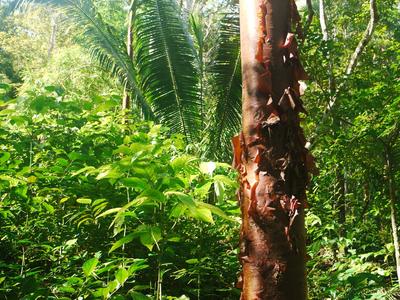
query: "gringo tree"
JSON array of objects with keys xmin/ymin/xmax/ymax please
[{"xmin": 234, "ymin": 0, "xmax": 316, "ymax": 298}]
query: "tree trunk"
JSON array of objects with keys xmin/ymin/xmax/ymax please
[
  {"xmin": 335, "ymin": 167, "xmax": 346, "ymax": 237},
  {"xmin": 386, "ymin": 150, "xmax": 400, "ymax": 284},
  {"xmin": 47, "ymin": 13, "xmax": 57, "ymax": 60},
  {"xmin": 235, "ymin": 1, "xmax": 313, "ymax": 298},
  {"xmin": 122, "ymin": 0, "xmax": 135, "ymax": 110}
]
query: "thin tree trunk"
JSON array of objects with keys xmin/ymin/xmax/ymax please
[
  {"xmin": 386, "ymin": 150, "xmax": 400, "ymax": 284},
  {"xmin": 47, "ymin": 14, "xmax": 57, "ymax": 59},
  {"xmin": 319, "ymin": 0, "xmax": 328, "ymax": 41},
  {"xmin": 336, "ymin": 167, "xmax": 346, "ymax": 237},
  {"xmin": 122, "ymin": 0, "xmax": 135, "ymax": 110},
  {"xmin": 236, "ymin": 1, "xmax": 313, "ymax": 298}
]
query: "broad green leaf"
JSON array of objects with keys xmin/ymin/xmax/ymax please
[
  {"xmin": 120, "ymin": 177, "xmax": 148, "ymax": 190},
  {"xmin": 82, "ymin": 258, "xmax": 99, "ymax": 277},
  {"xmin": 171, "ymin": 155, "xmax": 198, "ymax": 171},
  {"xmin": 60, "ymin": 197, "xmax": 70, "ymax": 204},
  {"xmin": 165, "ymin": 191, "xmax": 196, "ymax": 209},
  {"xmin": 26, "ymin": 176, "xmax": 37, "ymax": 183},
  {"xmin": 56, "ymin": 158, "xmax": 69, "ymax": 167},
  {"xmin": 137, "ymin": 225, "xmax": 162, "ymax": 251},
  {"xmin": 169, "ymin": 203, "xmax": 187, "ymax": 219},
  {"xmin": 192, "ymin": 207, "xmax": 214, "ymax": 224},
  {"xmin": 0, "ymin": 152, "xmax": 10, "ymax": 164},
  {"xmin": 68, "ymin": 151, "xmax": 82, "ymax": 161},
  {"xmin": 195, "ymin": 182, "xmax": 213, "ymax": 198},
  {"xmin": 196, "ymin": 202, "xmax": 235, "ymax": 222},
  {"xmin": 107, "ymin": 280, "xmax": 118, "ymax": 292},
  {"xmin": 58, "ymin": 286, "xmax": 75, "ymax": 293},
  {"xmin": 76, "ymin": 198, "xmax": 92, "ymax": 205},
  {"xmin": 115, "ymin": 268, "xmax": 129, "ymax": 286},
  {"xmin": 42, "ymin": 202, "xmax": 55, "ymax": 214},
  {"xmin": 185, "ymin": 259, "xmax": 199, "ymax": 264},
  {"xmin": 96, "ymin": 166, "xmax": 122, "ymax": 180},
  {"xmin": 65, "ymin": 239, "xmax": 78, "ymax": 247}
]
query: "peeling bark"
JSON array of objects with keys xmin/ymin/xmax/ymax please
[{"xmin": 237, "ymin": 1, "xmax": 314, "ymax": 298}]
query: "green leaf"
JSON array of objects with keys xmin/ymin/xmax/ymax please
[
  {"xmin": 165, "ymin": 191, "xmax": 196, "ymax": 209},
  {"xmin": 60, "ymin": 197, "xmax": 70, "ymax": 204},
  {"xmin": 68, "ymin": 151, "xmax": 82, "ymax": 161},
  {"xmin": 192, "ymin": 207, "xmax": 214, "ymax": 224},
  {"xmin": 169, "ymin": 203, "xmax": 187, "ymax": 219},
  {"xmin": 0, "ymin": 152, "xmax": 10, "ymax": 164},
  {"xmin": 137, "ymin": 225, "xmax": 162, "ymax": 251},
  {"xmin": 140, "ymin": 189, "xmax": 166, "ymax": 203},
  {"xmin": 195, "ymin": 182, "xmax": 213, "ymax": 198},
  {"xmin": 196, "ymin": 202, "xmax": 236, "ymax": 222},
  {"xmin": 82, "ymin": 257, "xmax": 99, "ymax": 277},
  {"xmin": 64, "ymin": 0, "xmax": 154, "ymax": 119},
  {"xmin": 96, "ymin": 207, "xmax": 121, "ymax": 219},
  {"xmin": 185, "ymin": 259, "xmax": 199, "ymax": 264},
  {"xmin": 134, "ymin": 0, "xmax": 201, "ymax": 140},
  {"xmin": 115, "ymin": 268, "xmax": 129, "ymax": 286},
  {"xmin": 120, "ymin": 177, "xmax": 148, "ymax": 190},
  {"xmin": 128, "ymin": 259, "xmax": 149, "ymax": 275},
  {"xmin": 71, "ymin": 166, "xmax": 96, "ymax": 177},
  {"xmin": 96, "ymin": 166, "xmax": 122, "ymax": 180},
  {"xmin": 205, "ymin": 11, "xmax": 241, "ymax": 160},
  {"xmin": 109, "ymin": 232, "xmax": 137, "ymax": 253},
  {"xmin": 77, "ymin": 198, "xmax": 92, "ymax": 205},
  {"xmin": 65, "ymin": 239, "xmax": 78, "ymax": 247}
]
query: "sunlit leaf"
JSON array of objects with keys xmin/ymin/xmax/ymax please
[{"xmin": 82, "ymin": 257, "xmax": 99, "ymax": 277}]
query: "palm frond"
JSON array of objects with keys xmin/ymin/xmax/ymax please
[
  {"xmin": 134, "ymin": 0, "xmax": 201, "ymax": 141},
  {"xmin": 189, "ymin": 13, "xmax": 206, "ymax": 120},
  {"xmin": 64, "ymin": 0, "xmax": 154, "ymax": 119},
  {"xmin": 205, "ymin": 9, "xmax": 241, "ymax": 162}
]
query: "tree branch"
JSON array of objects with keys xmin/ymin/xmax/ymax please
[
  {"xmin": 303, "ymin": 0, "xmax": 314, "ymax": 35},
  {"xmin": 345, "ymin": 0, "xmax": 377, "ymax": 75}
]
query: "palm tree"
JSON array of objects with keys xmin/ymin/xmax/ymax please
[{"xmin": 61, "ymin": 0, "xmax": 241, "ymax": 158}]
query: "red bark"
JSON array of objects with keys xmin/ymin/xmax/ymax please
[{"xmin": 236, "ymin": 1, "xmax": 315, "ymax": 299}]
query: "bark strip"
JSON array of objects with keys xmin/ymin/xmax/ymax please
[{"xmin": 236, "ymin": 1, "xmax": 314, "ymax": 299}]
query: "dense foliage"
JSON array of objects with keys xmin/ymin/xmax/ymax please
[
  {"xmin": 0, "ymin": 84, "xmax": 240, "ymax": 299},
  {"xmin": 0, "ymin": 0, "xmax": 399, "ymax": 299}
]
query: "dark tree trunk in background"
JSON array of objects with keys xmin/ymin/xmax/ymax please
[{"xmin": 235, "ymin": 1, "xmax": 315, "ymax": 298}]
